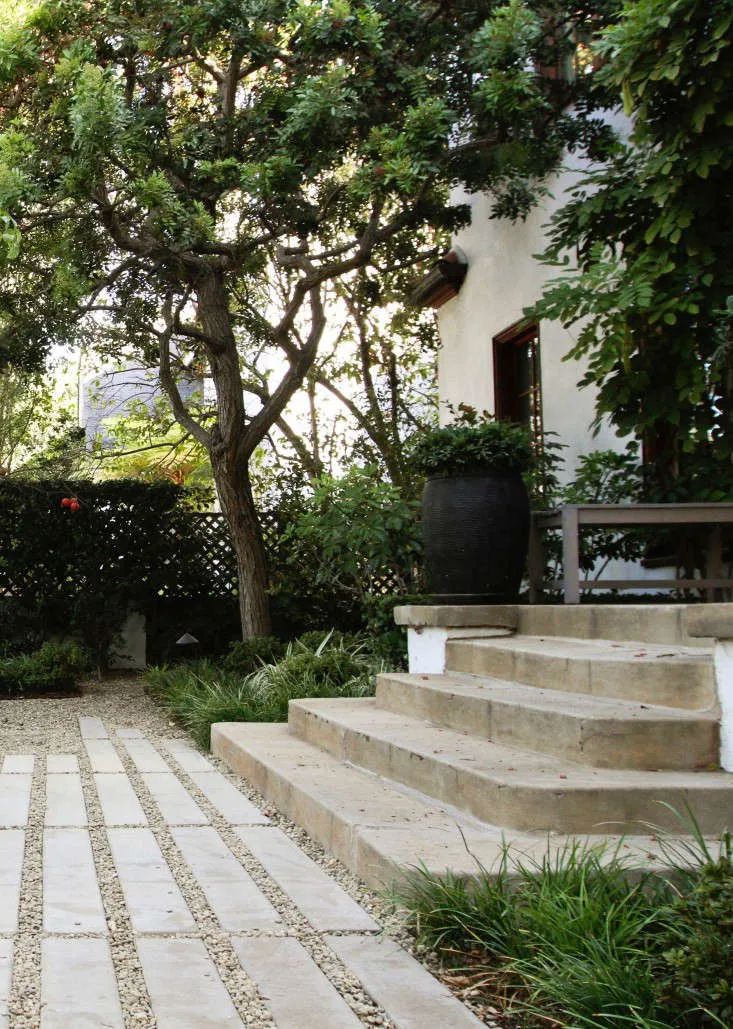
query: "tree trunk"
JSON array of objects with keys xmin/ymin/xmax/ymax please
[
  {"xmin": 196, "ymin": 268, "xmax": 272, "ymax": 638},
  {"xmin": 212, "ymin": 449, "xmax": 272, "ymax": 638}
]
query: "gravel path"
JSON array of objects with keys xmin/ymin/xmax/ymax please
[{"xmin": 0, "ymin": 678, "xmax": 490, "ymax": 1028}]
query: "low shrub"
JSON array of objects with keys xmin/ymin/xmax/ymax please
[
  {"xmin": 0, "ymin": 640, "xmax": 90, "ymax": 695},
  {"xmin": 222, "ymin": 636, "xmax": 287, "ymax": 676},
  {"xmin": 655, "ymin": 852, "xmax": 733, "ymax": 1026},
  {"xmin": 146, "ymin": 633, "xmax": 379, "ymax": 748}
]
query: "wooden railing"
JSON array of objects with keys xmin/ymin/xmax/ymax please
[{"xmin": 528, "ymin": 503, "xmax": 733, "ymax": 604}]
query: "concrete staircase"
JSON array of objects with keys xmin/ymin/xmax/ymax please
[{"xmin": 212, "ymin": 606, "xmax": 733, "ymax": 890}]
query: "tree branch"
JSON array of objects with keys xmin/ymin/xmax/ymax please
[{"xmin": 158, "ymin": 298, "xmax": 212, "ymax": 448}]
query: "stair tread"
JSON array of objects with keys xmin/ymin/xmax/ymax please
[
  {"xmin": 379, "ymin": 672, "xmax": 718, "ymax": 722},
  {"xmin": 294, "ymin": 697, "xmax": 732, "ymax": 787},
  {"xmin": 213, "ymin": 722, "xmax": 686, "ymax": 879},
  {"xmin": 449, "ymin": 634, "xmax": 712, "ymax": 663}
]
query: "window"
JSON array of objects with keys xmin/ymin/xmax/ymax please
[{"xmin": 492, "ymin": 321, "xmax": 543, "ymax": 443}]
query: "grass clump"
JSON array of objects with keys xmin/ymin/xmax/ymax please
[
  {"xmin": 146, "ymin": 631, "xmax": 378, "ymax": 748},
  {"xmin": 392, "ymin": 826, "xmax": 733, "ymax": 1028}
]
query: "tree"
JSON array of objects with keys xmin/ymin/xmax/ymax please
[
  {"xmin": 0, "ymin": 369, "xmax": 52, "ymax": 474},
  {"xmin": 535, "ymin": 0, "xmax": 733, "ymax": 498},
  {"xmin": 0, "ymin": 365, "xmax": 91, "ymax": 477},
  {"xmin": 0, "ymin": 0, "xmax": 618, "ymax": 636}
]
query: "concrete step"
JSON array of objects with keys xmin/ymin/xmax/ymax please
[
  {"xmin": 376, "ymin": 672, "xmax": 720, "ymax": 770},
  {"xmin": 515, "ymin": 604, "xmax": 712, "ymax": 647},
  {"xmin": 288, "ymin": 697, "xmax": 733, "ymax": 835},
  {"xmin": 445, "ymin": 635, "xmax": 716, "ymax": 709},
  {"xmin": 211, "ymin": 722, "xmax": 690, "ymax": 888}
]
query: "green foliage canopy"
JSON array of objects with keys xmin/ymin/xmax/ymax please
[
  {"xmin": 0, "ymin": 0, "xmax": 620, "ymax": 635},
  {"xmin": 535, "ymin": 0, "xmax": 733, "ymax": 498}
]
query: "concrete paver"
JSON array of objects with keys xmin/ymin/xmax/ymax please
[
  {"xmin": 78, "ymin": 716, "xmax": 109, "ymax": 739},
  {"xmin": 171, "ymin": 826, "xmax": 280, "ymax": 930},
  {"xmin": 0, "ymin": 830, "xmax": 24, "ymax": 933},
  {"xmin": 137, "ymin": 937, "xmax": 243, "ymax": 1028},
  {"xmin": 116, "ymin": 727, "xmax": 144, "ymax": 739},
  {"xmin": 43, "ymin": 828, "xmax": 106, "ymax": 934},
  {"xmin": 94, "ymin": 772, "xmax": 147, "ymax": 826},
  {"xmin": 1, "ymin": 755, "xmax": 34, "ymax": 774},
  {"xmin": 161, "ymin": 737, "xmax": 214, "ymax": 772},
  {"xmin": 41, "ymin": 938, "xmax": 123, "ymax": 1028},
  {"xmin": 141, "ymin": 771, "xmax": 208, "ymax": 825},
  {"xmin": 189, "ymin": 770, "xmax": 269, "ymax": 825},
  {"xmin": 327, "ymin": 934, "xmax": 486, "ymax": 1028},
  {"xmin": 121, "ymin": 738, "xmax": 171, "ymax": 773},
  {"xmin": 0, "ymin": 939, "xmax": 11, "ymax": 1029},
  {"xmin": 0, "ymin": 775, "xmax": 31, "ymax": 828},
  {"xmin": 107, "ymin": 827, "xmax": 195, "ymax": 933},
  {"xmin": 237, "ymin": 826, "xmax": 378, "ymax": 931},
  {"xmin": 44, "ymin": 773, "xmax": 87, "ymax": 827},
  {"xmin": 233, "ymin": 936, "xmax": 362, "ymax": 1028},
  {"xmin": 46, "ymin": 754, "xmax": 78, "ymax": 773},
  {"xmin": 83, "ymin": 738, "xmax": 125, "ymax": 773}
]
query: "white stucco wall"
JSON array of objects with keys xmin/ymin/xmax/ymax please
[
  {"xmin": 436, "ymin": 147, "xmax": 687, "ymax": 591},
  {"xmin": 437, "ymin": 164, "xmax": 624, "ymax": 484}
]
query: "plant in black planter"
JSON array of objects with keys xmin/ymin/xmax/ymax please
[{"xmin": 411, "ymin": 408, "xmax": 534, "ymax": 604}]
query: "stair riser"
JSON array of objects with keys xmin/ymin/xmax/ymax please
[
  {"xmin": 290, "ymin": 707, "xmax": 731, "ymax": 835},
  {"xmin": 376, "ymin": 677, "xmax": 491, "ymax": 737},
  {"xmin": 212, "ymin": 724, "xmax": 440, "ymax": 889},
  {"xmin": 515, "ymin": 606, "xmax": 709, "ymax": 647},
  {"xmin": 212, "ymin": 724, "xmax": 362, "ymax": 875},
  {"xmin": 376, "ymin": 677, "xmax": 719, "ymax": 770},
  {"xmin": 445, "ymin": 643, "xmax": 716, "ymax": 709}
]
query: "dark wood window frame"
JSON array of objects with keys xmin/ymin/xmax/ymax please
[{"xmin": 492, "ymin": 320, "xmax": 544, "ymax": 445}]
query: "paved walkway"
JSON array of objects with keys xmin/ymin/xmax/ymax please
[{"xmin": 0, "ymin": 682, "xmax": 485, "ymax": 1028}]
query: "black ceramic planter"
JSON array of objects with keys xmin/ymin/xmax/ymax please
[{"xmin": 421, "ymin": 469, "xmax": 530, "ymax": 604}]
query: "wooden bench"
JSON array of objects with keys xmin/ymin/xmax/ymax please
[{"xmin": 528, "ymin": 503, "xmax": 733, "ymax": 604}]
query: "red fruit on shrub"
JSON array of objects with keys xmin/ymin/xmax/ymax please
[
  {"xmin": 69, "ymin": 500, "xmax": 80, "ymax": 512},
  {"xmin": 60, "ymin": 497, "xmax": 71, "ymax": 508}
]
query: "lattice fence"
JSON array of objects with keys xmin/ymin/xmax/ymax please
[
  {"xmin": 0, "ymin": 480, "xmax": 411, "ymax": 607},
  {"xmin": 176, "ymin": 511, "xmax": 408, "ymax": 599}
]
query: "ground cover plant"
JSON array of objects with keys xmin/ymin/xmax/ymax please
[
  {"xmin": 146, "ymin": 631, "xmax": 382, "ymax": 748},
  {"xmin": 392, "ymin": 823, "xmax": 733, "ymax": 1028}
]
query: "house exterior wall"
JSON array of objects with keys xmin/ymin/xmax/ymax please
[
  {"xmin": 437, "ymin": 170, "xmax": 623, "ymax": 485},
  {"xmin": 435, "ymin": 151, "xmax": 680, "ymax": 591}
]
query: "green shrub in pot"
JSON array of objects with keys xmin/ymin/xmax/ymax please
[{"xmin": 411, "ymin": 418, "xmax": 534, "ymax": 477}]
